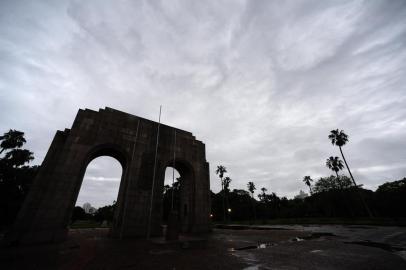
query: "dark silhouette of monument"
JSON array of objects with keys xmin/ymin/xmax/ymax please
[{"xmin": 7, "ymin": 107, "xmax": 210, "ymax": 244}]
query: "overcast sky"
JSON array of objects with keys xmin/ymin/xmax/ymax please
[{"xmin": 1, "ymin": 0, "xmax": 406, "ymax": 208}]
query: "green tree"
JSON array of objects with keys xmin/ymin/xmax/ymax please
[
  {"xmin": 328, "ymin": 129, "xmax": 373, "ymax": 217},
  {"xmin": 376, "ymin": 178, "xmax": 406, "ymax": 193},
  {"xmin": 375, "ymin": 178, "xmax": 406, "ymax": 217},
  {"xmin": 313, "ymin": 175, "xmax": 353, "ymax": 193},
  {"xmin": 247, "ymin": 181, "xmax": 256, "ymax": 197},
  {"xmin": 326, "ymin": 156, "xmax": 344, "ymax": 179},
  {"xmin": 247, "ymin": 181, "xmax": 256, "ymax": 222},
  {"xmin": 94, "ymin": 202, "xmax": 116, "ymax": 225},
  {"xmin": 302, "ymin": 176, "xmax": 313, "ymax": 194},
  {"xmin": 3, "ymin": 149, "xmax": 33, "ymax": 167},
  {"xmin": 215, "ymin": 165, "xmax": 227, "ymax": 222},
  {"xmin": 0, "ymin": 129, "xmax": 26, "ymax": 154},
  {"xmin": 0, "ymin": 129, "xmax": 37, "ymax": 228}
]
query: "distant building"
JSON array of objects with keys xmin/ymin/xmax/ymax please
[{"xmin": 294, "ymin": 190, "xmax": 309, "ymax": 200}]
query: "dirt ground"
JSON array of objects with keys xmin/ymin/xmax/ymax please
[{"xmin": 1, "ymin": 225, "xmax": 406, "ymax": 269}]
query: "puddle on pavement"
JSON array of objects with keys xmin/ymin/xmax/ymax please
[
  {"xmin": 216, "ymin": 225, "xmax": 291, "ymax": 231},
  {"xmin": 291, "ymin": 237, "xmax": 305, "ymax": 242},
  {"xmin": 310, "ymin": 249, "xmax": 323, "ymax": 253},
  {"xmin": 290, "ymin": 232, "xmax": 337, "ymax": 242},
  {"xmin": 230, "ymin": 242, "xmax": 275, "ymax": 251},
  {"xmin": 231, "ymin": 232, "xmax": 337, "ymax": 251}
]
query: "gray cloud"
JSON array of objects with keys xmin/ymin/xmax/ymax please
[{"xmin": 1, "ymin": 0, "xmax": 406, "ymax": 204}]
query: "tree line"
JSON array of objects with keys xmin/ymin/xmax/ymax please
[
  {"xmin": 210, "ymin": 129, "xmax": 405, "ymax": 222},
  {"xmin": 210, "ymin": 173, "xmax": 406, "ymax": 222}
]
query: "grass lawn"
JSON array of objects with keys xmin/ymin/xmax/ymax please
[{"xmin": 69, "ymin": 220, "xmax": 111, "ymax": 229}]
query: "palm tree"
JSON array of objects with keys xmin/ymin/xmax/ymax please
[
  {"xmin": 247, "ymin": 181, "xmax": 256, "ymax": 222},
  {"xmin": 223, "ymin": 176, "xmax": 232, "ymax": 192},
  {"xmin": 0, "ymin": 129, "xmax": 26, "ymax": 154},
  {"xmin": 326, "ymin": 156, "xmax": 344, "ymax": 179},
  {"xmin": 215, "ymin": 165, "xmax": 227, "ymax": 222},
  {"xmin": 247, "ymin": 181, "xmax": 256, "ymax": 197},
  {"xmin": 258, "ymin": 187, "xmax": 267, "ymax": 202},
  {"xmin": 328, "ymin": 129, "xmax": 373, "ymax": 217},
  {"xmin": 302, "ymin": 176, "xmax": 313, "ymax": 194},
  {"xmin": 328, "ymin": 130, "xmax": 356, "ymax": 185}
]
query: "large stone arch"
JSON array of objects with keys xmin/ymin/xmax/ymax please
[{"xmin": 7, "ymin": 107, "xmax": 210, "ymax": 244}]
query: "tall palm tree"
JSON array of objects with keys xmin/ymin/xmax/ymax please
[
  {"xmin": 326, "ymin": 156, "xmax": 344, "ymax": 179},
  {"xmin": 247, "ymin": 181, "xmax": 256, "ymax": 222},
  {"xmin": 328, "ymin": 129, "xmax": 373, "ymax": 217},
  {"xmin": 0, "ymin": 129, "xmax": 26, "ymax": 154},
  {"xmin": 215, "ymin": 165, "xmax": 227, "ymax": 222},
  {"xmin": 328, "ymin": 130, "xmax": 356, "ymax": 184},
  {"xmin": 302, "ymin": 176, "xmax": 313, "ymax": 194}
]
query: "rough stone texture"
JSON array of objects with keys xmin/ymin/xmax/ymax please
[{"xmin": 6, "ymin": 107, "xmax": 210, "ymax": 244}]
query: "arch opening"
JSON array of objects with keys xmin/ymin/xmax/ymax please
[
  {"xmin": 160, "ymin": 159, "xmax": 195, "ymax": 234},
  {"xmin": 162, "ymin": 167, "xmax": 181, "ymax": 223},
  {"xmin": 70, "ymin": 156, "xmax": 123, "ymax": 229}
]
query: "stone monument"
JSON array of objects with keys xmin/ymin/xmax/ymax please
[{"xmin": 7, "ymin": 107, "xmax": 210, "ymax": 244}]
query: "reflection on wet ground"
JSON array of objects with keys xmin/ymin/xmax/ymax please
[{"xmin": 220, "ymin": 224, "xmax": 406, "ymax": 269}]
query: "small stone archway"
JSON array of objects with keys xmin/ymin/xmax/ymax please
[{"xmin": 7, "ymin": 107, "xmax": 211, "ymax": 244}]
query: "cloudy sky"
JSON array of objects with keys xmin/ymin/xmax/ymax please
[{"xmin": 1, "ymin": 0, "xmax": 406, "ymax": 207}]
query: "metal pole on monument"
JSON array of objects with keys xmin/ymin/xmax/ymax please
[{"xmin": 147, "ymin": 105, "xmax": 162, "ymax": 239}]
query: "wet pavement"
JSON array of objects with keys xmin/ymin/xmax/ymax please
[
  {"xmin": 217, "ymin": 224, "xmax": 406, "ymax": 269},
  {"xmin": 1, "ymin": 225, "xmax": 406, "ymax": 269}
]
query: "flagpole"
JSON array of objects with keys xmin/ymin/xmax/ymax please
[{"xmin": 147, "ymin": 105, "xmax": 162, "ymax": 239}]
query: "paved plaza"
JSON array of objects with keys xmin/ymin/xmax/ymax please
[{"xmin": 2, "ymin": 225, "xmax": 406, "ymax": 269}]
